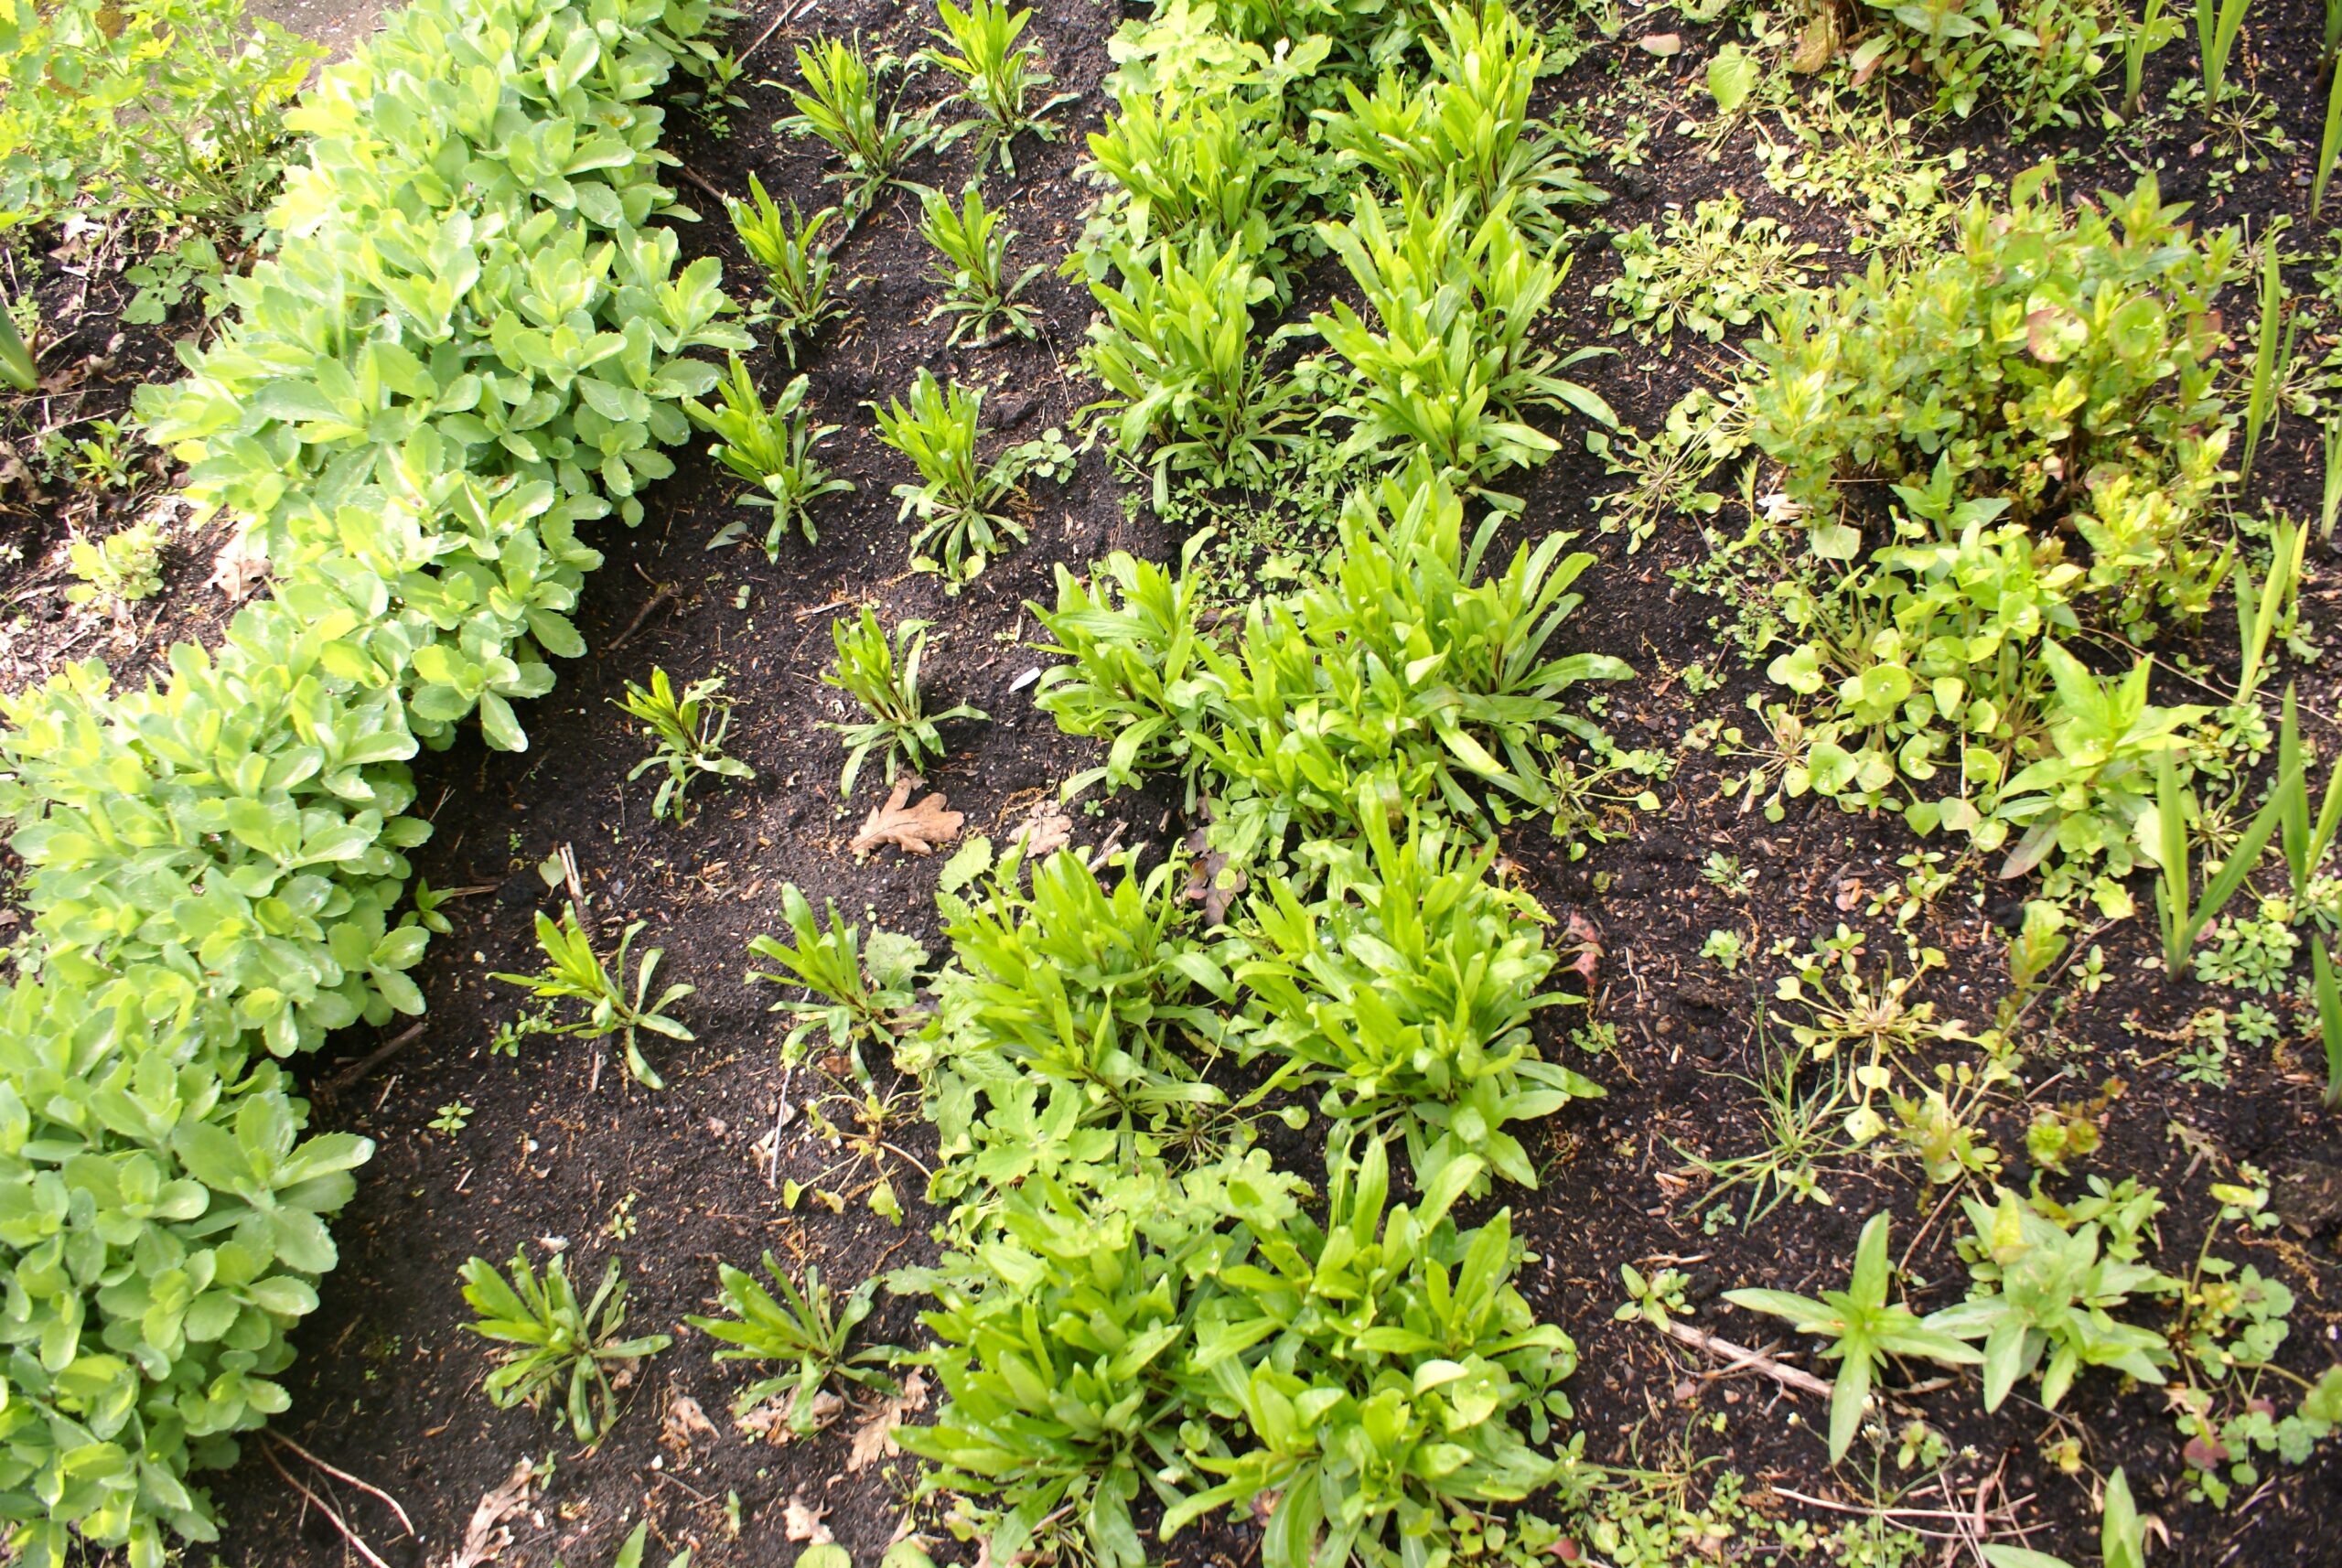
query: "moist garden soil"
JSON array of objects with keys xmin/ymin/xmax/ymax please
[{"xmin": 8, "ymin": 0, "xmax": 2342, "ymax": 1563}]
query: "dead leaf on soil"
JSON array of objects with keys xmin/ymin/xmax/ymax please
[
  {"xmin": 449, "ymin": 1459, "xmax": 533, "ymax": 1568},
  {"xmin": 738, "ymin": 1386, "xmax": 842, "ymax": 1443},
  {"xmin": 1180, "ymin": 824, "xmax": 1246, "ymax": 926},
  {"xmin": 847, "ymin": 1369, "xmax": 932, "ymax": 1472},
  {"xmin": 851, "ymin": 779, "xmax": 963, "ymax": 857},
  {"xmin": 207, "ymin": 520, "xmax": 268, "ymax": 602},
  {"xmin": 1009, "ymin": 805, "xmax": 1071, "ymax": 861},
  {"xmin": 661, "ymin": 1391, "xmax": 719, "ymax": 1453},
  {"xmin": 783, "ymin": 1494, "xmax": 833, "ymax": 1544},
  {"xmin": 1563, "ymin": 911, "xmax": 1602, "ymax": 985},
  {"xmin": 1638, "ymin": 30, "xmax": 1681, "ymax": 53}
]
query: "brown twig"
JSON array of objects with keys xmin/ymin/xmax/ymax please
[
  {"xmin": 263, "ymin": 1444, "xmax": 396, "ymax": 1568},
  {"xmin": 267, "ymin": 1434, "xmax": 415, "ymax": 1538},
  {"xmin": 316, "ymin": 1023, "xmax": 426, "ymax": 1101},
  {"xmin": 607, "ymin": 571, "xmax": 679, "ymax": 652},
  {"xmin": 1659, "ymin": 1319, "xmax": 1834, "ymax": 1398}
]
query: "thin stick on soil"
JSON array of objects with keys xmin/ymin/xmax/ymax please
[
  {"xmin": 316, "ymin": 1022, "xmax": 426, "ymax": 1101},
  {"xmin": 1658, "ymin": 1319, "xmax": 1833, "ymax": 1398},
  {"xmin": 267, "ymin": 1434, "xmax": 415, "ymax": 1538},
  {"xmin": 263, "ymin": 1445, "xmax": 397, "ymax": 1568},
  {"xmin": 607, "ymin": 567, "xmax": 679, "ymax": 652}
]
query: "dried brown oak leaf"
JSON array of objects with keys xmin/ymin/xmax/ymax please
[
  {"xmin": 1009, "ymin": 805, "xmax": 1072, "ymax": 861},
  {"xmin": 846, "ymin": 1369, "xmax": 932, "ymax": 1473},
  {"xmin": 783, "ymin": 1495, "xmax": 833, "ymax": 1544},
  {"xmin": 851, "ymin": 779, "xmax": 962, "ymax": 856},
  {"xmin": 449, "ymin": 1459, "xmax": 534, "ymax": 1568}
]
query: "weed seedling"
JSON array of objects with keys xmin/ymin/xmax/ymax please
[
  {"xmin": 873, "ymin": 369, "xmax": 1027, "ymax": 583},
  {"xmin": 727, "ymin": 178, "xmax": 844, "ymax": 361},
  {"xmin": 920, "ymin": 0, "xmax": 1076, "ymax": 171},
  {"xmin": 777, "ymin": 36, "xmax": 923, "ymax": 210}
]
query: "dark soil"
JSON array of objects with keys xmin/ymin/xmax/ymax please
[{"xmin": 7, "ymin": 0, "xmax": 2342, "ymax": 1564}]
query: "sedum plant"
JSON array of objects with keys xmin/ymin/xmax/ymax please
[
  {"xmin": 614, "ymin": 667, "xmax": 754, "ymax": 822},
  {"xmin": 1725, "ymin": 1213, "xmax": 1982, "ymax": 1462},
  {"xmin": 821, "ymin": 607, "xmax": 987, "ymax": 799},
  {"xmin": 873, "ymin": 369, "xmax": 1028, "ymax": 583},
  {"xmin": 777, "ymin": 35, "xmax": 924, "ymax": 211},
  {"xmin": 688, "ymin": 1256, "xmax": 898, "ymax": 1430},
  {"xmin": 920, "ymin": 0, "xmax": 1077, "ymax": 172},
  {"xmin": 920, "ymin": 185, "xmax": 1043, "ymax": 346},
  {"xmin": 491, "ymin": 902, "xmax": 695, "ymax": 1090},
  {"xmin": 459, "ymin": 1246, "xmax": 671, "ymax": 1443},
  {"xmin": 0, "ymin": 0, "xmax": 747, "ymax": 1555},
  {"xmin": 685, "ymin": 356, "xmax": 852, "ymax": 553},
  {"xmin": 726, "ymin": 177, "xmax": 844, "ymax": 362}
]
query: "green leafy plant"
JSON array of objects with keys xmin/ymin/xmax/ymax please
[
  {"xmin": 459, "ymin": 1247, "xmax": 671, "ymax": 1443},
  {"xmin": 0, "ymin": 289, "xmax": 34, "ymax": 390},
  {"xmin": 685, "ymin": 356, "xmax": 852, "ymax": 553},
  {"xmin": 1080, "ymin": 231, "xmax": 1309, "ymax": 499},
  {"xmin": 777, "ymin": 35, "xmax": 924, "ymax": 210},
  {"xmin": 491, "ymin": 902, "xmax": 695, "ymax": 1089},
  {"xmin": 1318, "ymin": 0, "xmax": 1603, "ymax": 250},
  {"xmin": 2195, "ymin": 0, "xmax": 2252, "ymax": 101},
  {"xmin": 0, "ymin": 0, "xmax": 320, "ymax": 230},
  {"xmin": 1982, "ymin": 1467, "xmax": 2148, "ymax": 1568},
  {"xmin": 614, "ymin": 667, "xmax": 754, "ymax": 822},
  {"xmin": 822, "ymin": 607, "xmax": 986, "ymax": 799},
  {"xmin": 1853, "ymin": 0, "xmax": 2123, "ymax": 132},
  {"xmin": 688, "ymin": 1256, "xmax": 898, "ymax": 1430},
  {"xmin": 1167, "ymin": 1139, "xmax": 1579, "ymax": 1568},
  {"xmin": 2239, "ymin": 222, "xmax": 2297, "ymax": 486},
  {"xmin": 920, "ymin": 0, "xmax": 1076, "ymax": 171},
  {"xmin": 1724, "ymin": 1212, "xmax": 1982, "ymax": 1461},
  {"xmin": 2315, "ymin": 940, "xmax": 2342, "ymax": 1110},
  {"xmin": 2153, "ymin": 746, "xmax": 2294, "ymax": 977},
  {"xmin": 1598, "ymin": 193, "xmax": 1815, "ymax": 349},
  {"xmin": 748, "ymin": 885, "xmax": 929, "ymax": 1071},
  {"xmin": 2317, "ymin": 57, "xmax": 2342, "ymax": 214},
  {"xmin": 1236, "ymin": 807, "xmax": 1601, "ymax": 1193},
  {"xmin": 727, "ymin": 177, "xmax": 844, "ymax": 361},
  {"xmin": 1315, "ymin": 188, "xmax": 1613, "ymax": 487},
  {"xmin": 874, "ymin": 369, "xmax": 1029, "ymax": 583},
  {"xmin": 920, "ymin": 185, "xmax": 1043, "ymax": 346},
  {"xmin": 2123, "ymin": 0, "xmax": 2184, "ymax": 115},
  {"xmin": 1930, "ymin": 1187, "xmax": 2176, "ymax": 1412}
]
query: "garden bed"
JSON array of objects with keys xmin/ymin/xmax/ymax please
[{"xmin": 6, "ymin": 0, "xmax": 2342, "ymax": 1564}]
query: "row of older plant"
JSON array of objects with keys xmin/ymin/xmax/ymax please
[{"xmin": 0, "ymin": 0, "xmax": 747, "ymax": 1559}]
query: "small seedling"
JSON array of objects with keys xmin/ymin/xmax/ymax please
[
  {"xmin": 614, "ymin": 667, "xmax": 755, "ymax": 822},
  {"xmin": 430, "ymin": 1101, "xmax": 473, "ymax": 1135},
  {"xmin": 777, "ymin": 35, "xmax": 924, "ymax": 211},
  {"xmin": 920, "ymin": 0, "xmax": 1076, "ymax": 171},
  {"xmin": 686, "ymin": 1255, "xmax": 899, "ymax": 1430},
  {"xmin": 685, "ymin": 357, "xmax": 853, "ymax": 553},
  {"xmin": 727, "ymin": 178, "xmax": 844, "ymax": 360},
  {"xmin": 872, "ymin": 369, "xmax": 1027, "ymax": 584},
  {"xmin": 491, "ymin": 902, "xmax": 693, "ymax": 1089},
  {"xmin": 920, "ymin": 185, "xmax": 1042, "ymax": 346},
  {"xmin": 459, "ymin": 1247, "xmax": 671, "ymax": 1443},
  {"xmin": 821, "ymin": 607, "xmax": 985, "ymax": 800}
]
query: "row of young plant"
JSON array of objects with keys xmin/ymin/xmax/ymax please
[
  {"xmin": 0, "ymin": 0, "xmax": 748, "ymax": 1560},
  {"xmin": 698, "ymin": 2, "xmax": 1651, "ymax": 1563},
  {"xmin": 735, "ymin": 13, "xmax": 2342, "ymax": 1564}
]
